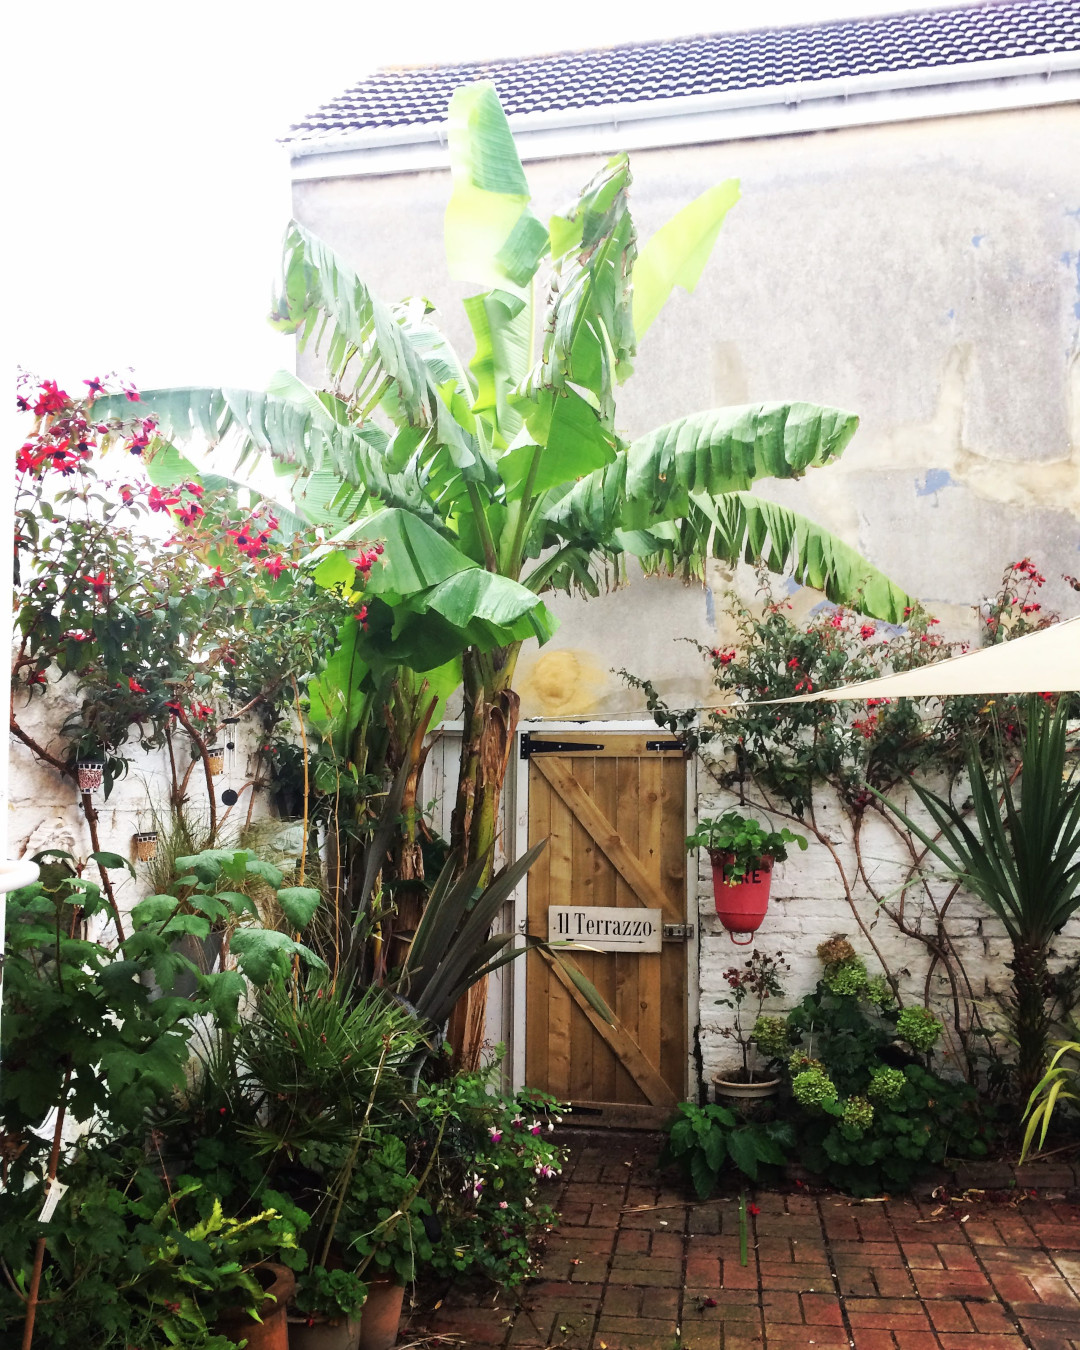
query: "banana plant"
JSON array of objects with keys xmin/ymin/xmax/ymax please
[{"xmin": 98, "ymin": 83, "xmax": 914, "ymax": 1063}]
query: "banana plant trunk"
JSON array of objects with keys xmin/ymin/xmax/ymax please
[
  {"xmin": 1010, "ymin": 938, "xmax": 1052, "ymax": 1110},
  {"xmin": 448, "ymin": 644, "xmax": 522, "ymax": 1068}
]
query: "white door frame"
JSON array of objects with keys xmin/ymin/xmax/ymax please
[{"xmin": 506, "ymin": 718, "xmax": 699, "ymax": 1098}]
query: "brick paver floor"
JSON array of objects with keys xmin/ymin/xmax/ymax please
[{"xmin": 410, "ymin": 1130, "xmax": 1080, "ymax": 1350}]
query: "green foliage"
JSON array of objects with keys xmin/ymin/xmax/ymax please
[
  {"xmin": 751, "ymin": 1015, "xmax": 791, "ymax": 1063},
  {"xmin": 686, "ymin": 811, "xmax": 807, "ymax": 883},
  {"xmin": 234, "ymin": 979, "xmax": 422, "ymax": 1153},
  {"xmin": 339, "ymin": 1133, "xmax": 434, "ymax": 1286},
  {"xmin": 409, "ymin": 1065, "xmax": 566, "ymax": 1287},
  {"xmin": 1020, "ymin": 1034, "xmax": 1080, "ymax": 1161},
  {"xmin": 781, "ymin": 947, "xmax": 992, "ymax": 1196},
  {"xmin": 661, "ymin": 1102, "xmax": 794, "ymax": 1199},
  {"xmin": 0, "ymin": 1157, "xmax": 297, "ymax": 1348},
  {"xmin": 293, "ymin": 1265, "xmax": 368, "ymax": 1320}
]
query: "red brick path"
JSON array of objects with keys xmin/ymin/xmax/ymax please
[{"xmin": 410, "ymin": 1131, "xmax": 1080, "ymax": 1350}]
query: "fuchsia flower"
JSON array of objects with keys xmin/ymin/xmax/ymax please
[
  {"xmin": 83, "ymin": 377, "xmax": 106, "ymax": 397},
  {"xmin": 488, "ymin": 1127, "xmax": 502, "ymax": 1144},
  {"xmin": 355, "ymin": 604, "xmax": 369, "ymax": 631},
  {"xmin": 85, "ymin": 570, "xmax": 109, "ymax": 598},
  {"xmin": 207, "ymin": 567, "xmax": 226, "ymax": 588},
  {"xmin": 859, "ymin": 624, "xmax": 876, "ymax": 640},
  {"xmin": 263, "ymin": 555, "xmax": 289, "ymax": 581},
  {"xmin": 829, "ymin": 611, "xmax": 845, "ymax": 629},
  {"xmin": 529, "ymin": 1121, "xmax": 542, "ymax": 1136},
  {"xmin": 147, "ymin": 486, "xmax": 181, "ymax": 513},
  {"xmin": 128, "ymin": 676, "xmax": 147, "ymax": 693},
  {"xmin": 33, "ymin": 380, "xmax": 69, "ymax": 416}
]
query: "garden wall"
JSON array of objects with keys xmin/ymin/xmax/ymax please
[
  {"xmin": 10, "ymin": 681, "xmax": 280, "ymax": 939},
  {"xmin": 693, "ymin": 755, "xmax": 1080, "ymax": 1090}
]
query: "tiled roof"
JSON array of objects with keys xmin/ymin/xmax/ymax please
[{"xmin": 286, "ymin": 1, "xmax": 1080, "ymax": 142}]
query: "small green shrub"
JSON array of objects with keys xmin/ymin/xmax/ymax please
[{"xmin": 661, "ymin": 1103, "xmax": 794, "ymax": 1199}]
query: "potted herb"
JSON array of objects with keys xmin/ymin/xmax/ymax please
[
  {"xmin": 290, "ymin": 1266, "xmax": 368, "ymax": 1350},
  {"xmin": 712, "ymin": 949, "xmax": 791, "ymax": 1106},
  {"xmin": 686, "ymin": 811, "xmax": 807, "ymax": 942}
]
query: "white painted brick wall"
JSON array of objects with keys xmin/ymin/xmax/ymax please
[
  {"xmin": 10, "ymin": 685, "xmax": 276, "ymax": 940},
  {"xmin": 694, "ymin": 747, "xmax": 1080, "ymax": 1088}
]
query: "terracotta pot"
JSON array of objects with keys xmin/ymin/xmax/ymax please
[
  {"xmin": 206, "ymin": 747, "xmax": 225, "ymax": 776},
  {"xmin": 357, "ymin": 1279, "xmax": 404, "ymax": 1350},
  {"xmin": 133, "ymin": 830, "xmax": 159, "ymax": 861},
  {"xmin": 709, "ymin": 851, "xmax": 774, "ymax": 944},
  {"xmin": 215, "ymin": 1262, "xmax": 295, "ymax": 1350},
  {"xmin": 288, "ymin": 1313, "xmax": 362, "ymax": 1350},
  {"xmin": 76, "ymin": 760, "xmax": 104, "ymax": 795}
]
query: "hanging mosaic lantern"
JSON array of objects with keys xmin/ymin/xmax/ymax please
[{"xmin": 76, "ymin": 760, "xmax": 104, "ymax": 795}]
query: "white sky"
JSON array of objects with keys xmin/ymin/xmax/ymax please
[{"xmin": 13, "ymin": 0, "xmax": 950, "ymax": 393}]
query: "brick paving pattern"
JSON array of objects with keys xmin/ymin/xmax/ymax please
[{"xmin": 410, "ymin": 1131, "xmax": 1080, "ymax": 1350}]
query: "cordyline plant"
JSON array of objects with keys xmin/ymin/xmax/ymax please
[
  {"xmin": 98, "ymin": 84, "xmax": 912, "ymax": 1062},
  {"xmin": 625, "ymin": 563, "xmax": 1077, "ymax": 1091}
]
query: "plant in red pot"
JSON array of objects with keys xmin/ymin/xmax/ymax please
[{"xmin": 687, "ymin": 812, "xmax": 806, "ymax": 943}]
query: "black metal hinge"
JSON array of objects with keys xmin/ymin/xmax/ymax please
[
  {"xmin": 520, "ymin": 737, "xmax": 604, "ymax": 759},
  {"xmin": 645, "ymin": 740, "xmax": 685, "ymax": 753}
]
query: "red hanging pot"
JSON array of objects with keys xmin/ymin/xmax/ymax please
[{"xmin": 709, "ymin": 851, "xmax": 774, "ymax": 945}]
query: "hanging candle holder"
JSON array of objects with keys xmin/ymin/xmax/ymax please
[
  {"xmin": 133, "ymin": 830, "xmax": 159, "ymax": 862},
  {"xmin": 76, "ymin": 760, "xmax": 105, "ymax": 795}
]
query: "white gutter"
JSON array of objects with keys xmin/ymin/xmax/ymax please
[{"xmin": 289, "ymin": 51, "xmax": 1080, "ymax": 180}]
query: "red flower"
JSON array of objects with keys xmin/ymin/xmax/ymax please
[
  {"xmin": 355, "ymin": 603, "xmax": 369, "ymax": 630},
  {"xmin": 85, "ymin": 570, "xmax": 109, "ymax": 597},
  {"xmin": 859, "ymin": 624, "xmax": 876, "ymax": 640},
  {"xmin": 176, "ymin": 503, "xmax": 204, "ymax": 526},
  {"xmin": 83, "ymin": 377, "xmax": 106, "ymax": 397},
  {"xmin": 146, "ymin": 486, "xmax": 181, "ymax": 513},
  {"xmin": 829, "ymin": 612, "xmax": 844, "ymax": 628},
  {"xmin": 207, "ymin": 567, "xmax": 226, "ymax": 588},
  {"xmin": 747, "ymin": 1203, "xmax": 761, "ymax": 1216},
  {"xmin": 128, "ymin": 676, "xmax": 147, "ymax": 693},
  {"xmin": 165, "ymin": 701, "xmax": 183, "ymax": 717},
  {"xmin": 191, "ymin": 702, "xmax": 214, "ymax": 721},
  {"xmin": 123, "ymin": 387, "xmax": 141, "ymax": 402},
  {"xmin": 33, "ymin": 380, "xmax": 69, "ymax": 416},
  {"xmin": 28, "ymin": 670, "xmax": 47, "ymax": 685},
  {"xmin": 119, "ymin": 484, "xmax": 135, "ymax": 504},
  {"xmin": 1022, "ymin": 603, "xmax": 1041, "ymax": 614},
  {"xmin": 263, "ymin": 554, "xmax": 289, "ymax": 581},
  {"xmin": 182, "ymin": 480, "xmax": 203, "ymax": 498}
]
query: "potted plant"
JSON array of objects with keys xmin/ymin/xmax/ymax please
[
  {"xmin": 686, "ymin": 811, "xmax": 807, "ymax": 942},
  {"xmin": 290, "ymin": 1267, "xmax": 368, "ymax": 1350},
  {"xmin": 712, "ymin": 949, "xmax": 791, "ymax": 1106}
]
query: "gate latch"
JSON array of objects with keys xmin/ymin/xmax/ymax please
[{"xmin": 662, "ymin": 923, "xmax": 695, "ymax": 941}]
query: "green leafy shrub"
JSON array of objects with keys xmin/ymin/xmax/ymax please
[
  {"xmin": 781, "ymin": 941, "xmax": 992, "ymax": 1195},
  {"xmin": 293, "ymin": 1266, "xmax": 368, "ymax": 1321},
  {"xmin": 661, "ymin": 1102, "xmax": 794, "ymax": 1199}
]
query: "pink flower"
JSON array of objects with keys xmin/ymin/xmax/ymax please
[
  {"xmin": 263, "ymin": 554, "xmax": 289, "ymax": 581},
  {"xmin": 488, "ymin": 1127, "xmax": 502, "ymax": 1144}
]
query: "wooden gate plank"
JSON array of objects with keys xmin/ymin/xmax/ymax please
[
  {"xmin": 538, "ymin": 949, "xmax": 676, "ymax": 1108},
  {"xmin": 533, "ymin": 757, "xmax": 669, "ymax": 912},
  {"xmin": 637, "ymin": 754, "xmax": 664, "ymax": 1077}
]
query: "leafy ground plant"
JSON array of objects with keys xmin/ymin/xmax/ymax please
[
  {"xmin": 661, "ymin": 1102, "xmax": 793, "ymax": 1199},
  {"xmin": 782, "ymin": 939, "xmax": 992, "ymax": 1196}
]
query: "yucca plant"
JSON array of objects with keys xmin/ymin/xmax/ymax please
[
  {"xmin": 881, "ymin": 698, "xmax": 1080, "ymax": 1107},
  {"xmin": 390, "ymin": 838, "xmax": 613, "ymax": 1037},
  {"xmin": 1020, "ymin": 1030, "xmax": 1079, "ymax": 1160}
]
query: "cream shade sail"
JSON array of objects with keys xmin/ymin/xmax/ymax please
[{"xmin": 755, "ymin": 616, "xmax": 1080, "ymax": 705}]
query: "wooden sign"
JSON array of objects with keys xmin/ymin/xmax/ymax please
[{"xmin": 548, "ymin": 905, "xmax": 663, "ymax": 953}]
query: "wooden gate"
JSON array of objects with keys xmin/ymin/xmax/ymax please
[{"xmin": 524, "ymin": 732, "xmax": 689, "ymax": 1126}]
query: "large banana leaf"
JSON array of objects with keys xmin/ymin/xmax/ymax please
[
  {"xmin": 547, "ymin": 402, "xmax": 859, "ymax": 540},
  {"xmin": 445, "ymin": 81, "xmax": 548, "ymax": 298},
  {"xmin": 633, "ymin": 180, "xmax": 741, "ymax": 341}
]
